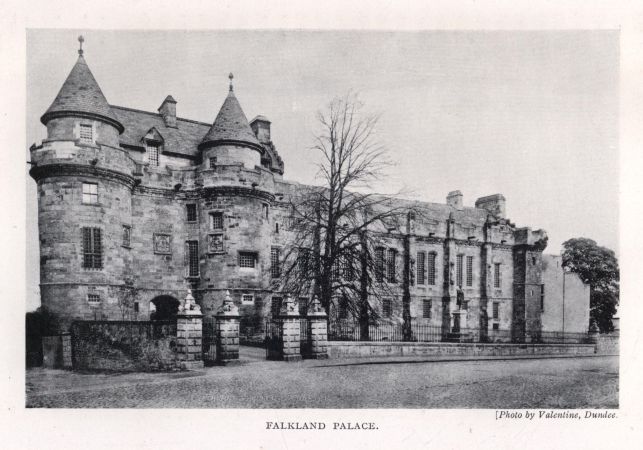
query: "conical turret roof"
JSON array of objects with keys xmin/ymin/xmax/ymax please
[
  {"xmin": 199, "ymin": 88, "xmax": 262, "ymax": 151},
  {"xmin": 41, "ymin": 53, "xmax": 124, "ymax": 133}
]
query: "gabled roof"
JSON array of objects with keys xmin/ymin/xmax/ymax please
[
  {"xmin": 41, "ymin": 54, "xmax": 123, "ymax": 133},
  {"xmin": 199, "ymin": 90, "xmax": 262, "ymax": 151}
]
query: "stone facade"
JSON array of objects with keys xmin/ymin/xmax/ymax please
[{"xmin": 29, "ymin": 42, "xmax": 589, "ymax": 341}]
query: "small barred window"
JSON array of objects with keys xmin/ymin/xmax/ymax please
[
  {"xmin": 87, "ymin": 293, "xmax": 101, "ymax": 304},
  {"xmin": 210, "ymin": 212, "xmax": 223, "ymax": 230},
  {"xmin": 382, "ymin": 298, "xmax": 392, "ymax": 318},
  {"xmin": 186, "ymin": 204, "xmax": 197, "ymax": 222},
  {"xmin": 209, "ymin": 157, "xmax": 217, "ymax": 169},
  {"xmin": 79, "ymin": 124, "xmax": 93, "ymax": 144},
  {"xmin": 422, "ymin": 299, "xmax": 432, "ymax": 319},
  {"xmin": 239, "ymin": 252, "xmax": 257, "ymax": 269},
  {"xmin": 242, "ymin": 294, "xmax": 254, "ymax": 304}
]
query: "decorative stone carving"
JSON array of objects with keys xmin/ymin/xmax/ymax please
[
  {"xmin": 153, "ymin": 233, "xmax": 172, "ymax": 254},
  {"xmin": 217, "ymin": 290, "xmax": 239, "ymax": 316},
  {"xmin": 208, "ymin": 233, "xmax": 224, "ymax": 253},
  {"xmin": 279, "ymin": 294, "xmax": 299, "ymax": 316},
  {"xmin": 308, "ymin": 295, "xmax": 327, "ymax": 316},
  {"xmin": 179, "ymin": 288, "xmax": 202, "ymax": 315}
]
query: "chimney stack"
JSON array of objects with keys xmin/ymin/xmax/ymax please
[
  {"xmin": 158, "ymin": 95, "xmax": 177, "ymax": 128},
  {"xmin": 447, "ymin": 190, "xmax": 463, "ymax": 210},
  {"xmin": 250, "ymin": 115, "xmax": 271, "ymax": 143},
  {"xmin": 475, "ymin": 194, "xmax": 506, "ymax": 218}
]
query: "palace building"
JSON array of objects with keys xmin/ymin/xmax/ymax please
[{"xmin": 29, "ymin": 39, "xmax": 590, "ymax": 339}]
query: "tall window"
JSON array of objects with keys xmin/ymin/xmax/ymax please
[
  {"xmin": 239, "ymin": 252, "xmax": 257, "ymax": 269},
  {"xmin": 82, "ymin": 182, "xmax": 98, "ymax": 204},
  {"xmin": 417, "ymin": 251, "xmax": 426, "ymax": 285},
  {"xmin": 342, "ymin": 255, "xmax": 354, "ymax": 281},
  {"xmin": 146, "ymin": 142, "xmax": 160, "ymax": 166},
  {"xmin": 492, "ymin": 302, "xmax": 499, "ymax": 320},
  {"xmin": 540, "ymin": 285, "xmax": 545, "ymax": 312},
  {"xmin": 209, "ymin": 157, "xmax": 217, "ymax": 169},
  {"xmin": 428, "ymin": 252, "xmax": 437, "ymax": 285},
  {"xmin": 494, "ymin": 263, "xmax": 501, "ymax": 288},
  {"xmin": 456, "ymin": 254, "xmax": 463, "ymax": 287},
  {"xmin": 271, "ymin": 297, "xmax": 282, "ymax": 316},
  {"xmin": 186, "ymin": 204, "xmax": 197, "ymax": 222},
  {"xmin": 271, "ymin": 247, "xmax": 281, "ymax": 278},
  {"xmin": 423, "ymin": 299, "xmax": 432, "ymax": 319},
  {"xmin": 386, "ymin": 248, "xmax": 397, "ymax": 283},
  {"xmin": 297, "ymin": 248, "xmax": 310, "ymax": 275},
  {"xmin": 185, "ymin": 241, "xmax": 199, "ymax": 277},
  {"xmin": 82, "ymin": 227, "xmax": 102, "ymax": 269},
  {"xmin": 466, "ymin": 256, "xmax": 473, "ymax": 287},
  {"xmin": 375, "ymin": 247, "xmax": 385, "ymax": 282},
  {"xmin": 79, "ymin": 124, "xmax": 93, "ymax": 144},
  {"xmin": 122, "ymin": 225, "xmax": 131, "ymax": 248},
  {"xmin": 382, "ymin": 298, "xmax": 392, "ymax": 318},
  {"xmin": 210, "ymin": 212, "xmax": 223, "ymax": 230}
]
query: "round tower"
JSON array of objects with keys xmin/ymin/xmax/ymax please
[
  {"xmin": 30, "ymin": 37, "xmax": 136, "ymax": 329},
  {"xmin": 196, "ymin": 75, "xmax": 276, "ymax": 322}
]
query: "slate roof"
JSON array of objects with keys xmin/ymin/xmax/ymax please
[
  {"xmin": 41, "ymin": 55, "xmax": 124, "ymax": 133},
  {"xmin": 112, "ymin": 106, "xmax": 210, "ymax": 157},
  {"xmin": 199, "ymin": 90, "xmax": 263, "ymax": 150}
]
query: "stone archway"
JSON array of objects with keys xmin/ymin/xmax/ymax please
[{"xmin": 150, "ymin": 295, "xmax": 180, "ymax": 321}]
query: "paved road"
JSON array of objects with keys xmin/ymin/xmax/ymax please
[{"xmin": 26, "ymin": 349, "xmax": 618, "ymax": 408}]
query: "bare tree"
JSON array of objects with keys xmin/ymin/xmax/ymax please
[{"xmin": 276, "ymin": 93, "xmax": 418, "ymax": 340}]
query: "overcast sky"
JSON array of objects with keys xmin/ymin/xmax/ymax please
[{"xmin": 26, "ymin": 29, "xmax": 619, "ymax": 310}]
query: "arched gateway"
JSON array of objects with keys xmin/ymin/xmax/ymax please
[{"xmin": 149, "ymin": 295, "xmax": 180, "ymax": 321}]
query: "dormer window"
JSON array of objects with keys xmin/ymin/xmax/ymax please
[
  {"xmin": 209, "ymin": 157, "xmax": 217, "ymax": 169},
  {"xmin": 79, "ymin": 124, "xmax": 93, "ymax": 144},
  {"xmin": 146, "ymin": 142, "xmax": 160, "ymax": 166}
]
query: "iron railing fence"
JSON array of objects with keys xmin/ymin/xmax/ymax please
[
  {"xmin": 202, "ymin": 316, "xmax": 218, "ymax": 365},
  {"xmin": 265, "ymin": 319, "xmax": 283, "ymax": 359},
  {"xmin": 327, "ymin": 320, "xmax": 592, "ymax": 344}
]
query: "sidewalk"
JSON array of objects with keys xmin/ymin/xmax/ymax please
[{"xmin": 26, "ymin": 347, "xmax": 615, "ymax": 398}]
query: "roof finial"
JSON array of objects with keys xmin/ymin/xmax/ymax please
[
  {"xmin": 228, "ymin": 72, "xmax": 234, "ymax": 92},
  {"xmin": 78, "ymin": 35, "xmax": 84, "ymax": 56}
]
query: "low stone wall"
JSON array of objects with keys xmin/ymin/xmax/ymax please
[
  {"xmin": 70, "ymin": 321, "xmax": 179, "ymax": 371},
  {"xmin": 595, "ymin": 334, "xmax": 619, "ymax": 355},
  {"xmin": 327, "ymin": 341, "xmax": 596, "ymax": 359}
]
